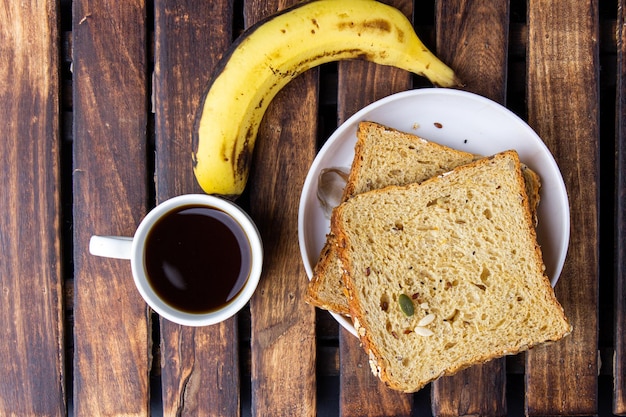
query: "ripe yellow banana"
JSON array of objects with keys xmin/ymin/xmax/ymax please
[{"xmin": 192, "ymin": 0, "xmax": 460, "ymax": 197}]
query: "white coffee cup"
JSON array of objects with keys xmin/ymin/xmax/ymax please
[{"xmin": 89, "ymin": 194, "xmax": 263, "ymax": 327}]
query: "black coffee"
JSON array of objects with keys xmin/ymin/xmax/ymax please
[{"xmin": 144, "ymin": 205, "xmax": 251, "ymax": 314}]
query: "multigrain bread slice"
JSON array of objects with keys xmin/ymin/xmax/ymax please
[
  {"xmin": 332, "ymin": 150, "xmax": 571, "ymax": 393},
  {"xmin": 305, "ymin": 122, "xmax": 476, "ymax": 314},
  {"xmin": 305, "ymin": 122, "xmax": 541, "ymax": 315}
]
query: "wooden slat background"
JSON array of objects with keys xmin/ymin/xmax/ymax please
[
  {"xmin": 525, "ymin": 0, "xmax": 600, "ymax": 415},
  {"xmin": 616, "ymin": 0, "xmax": 626, "ymax": 414},
  {"xmin": 0, "ymin": 1, "xmax": 65, "ymax": 416},
  {"xmin": 0, "ymin": 0, "xmax": 621, "ymax": 415},
  {"xmin": 71, "ymin": 0, "xmax": 151, "ymax": 415}
]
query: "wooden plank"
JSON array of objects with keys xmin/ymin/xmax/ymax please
[
  {"xmin": 0, "ymin": 1, "xmax": 65, "ymax": 415},
  {"xmin": 435, "ymin": 0, "xmax": 509, "ymax": 104},
  {"xmin": 152, "ymin": 1, "xmax": 241, "ymax": 415},
  {"xmin": 334, "ymin": 3, "xmax": 413, "ymax": 415},
  {"xmin": 72, "ymin": 0, "xmax": 151, "ymax": 415},
  {"xmin": 432, "ymin": 1, "xmax": 509, "ymax": 416},
  {"xmin": 525, "ymin": 0, "xmax": 599, "ymax": 415},
  {"xmin": 432, "ymin": 359, "xmax": 506, "ymax": 417},
  {"xmin": 615, "ymin": 0, "xmax": 626, "ymax": 413},
  {"xmin": 340, "ymin": 327, "xmax": 413, "ymax": 417},
  {"xmin": 244, "ymin": 2, "xmax": 317, "ymax": 416}
]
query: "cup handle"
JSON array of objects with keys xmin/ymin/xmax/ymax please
[{"xmin": 89, "ymin": 235, "xmax": 133, "ymax": 260}]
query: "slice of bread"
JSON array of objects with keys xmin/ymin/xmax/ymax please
[
  {"xmin": 305, "ymin": 122, "xmax": 541, "ymax": 315},
  {"xmin": 331, "ymin": 150, "xmax": 571, "ymax": 393},
  {"xmin": 306, "ymin": 122, "xmax": 477, "ymax": 314}
]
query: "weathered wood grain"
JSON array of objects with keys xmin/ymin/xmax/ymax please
[
  {"xmin": 340, "ymin": 326, "xmax": 413, "ymax": 417},
  {"xmin": 0, "ymin": 1, "xmax": 65, "ymax": 415},
  {"xmin": 615, "ymin": 0, "xmax": 626, "ymax": 413},
  {"xmin": 431, "ymin": 358, "xmax": 506, "ymax": 417},
  {"xmin": 244, "ymin": 1, "xmax": 318, "ymax": 416},
  {"xmin": 72, "ymin": 0, "xmax": 151, "ymax": 415},
  {"xmin": 525, "ymin": 1, "xmax": 599, "ymax": 415},
  {"xmin": 153, "ymin": 1, "xmax": 240, "ymax": 415},
  {"xmin": 336, "ymin": 1, "xmax": 414, "ymax": 415},
  {"xmin": 435, "ymin": 0, "xmax": 509, "ymax": 104},
  {"xmin": 3, "ymin": 0, "xmax": 616, "ymax": 414},
  {"xmin": 432, "ymin": 1, "xmax": 509, "ymax": 416}
]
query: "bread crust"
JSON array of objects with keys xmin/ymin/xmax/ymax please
[{"xmin": 304, "ymin": 236, "xmax": 351, "ymax": 314}]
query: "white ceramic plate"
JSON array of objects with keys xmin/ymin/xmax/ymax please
[{"xmin": 298, "ymin": 88, "xmax": 570, "ymax": 337}]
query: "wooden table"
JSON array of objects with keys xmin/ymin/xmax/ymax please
[{"xmin": 0, "ymin": 0, "xmax": 621, "ymax": 415}]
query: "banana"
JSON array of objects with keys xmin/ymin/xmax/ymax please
[{"xmin": 192, "ymin": 0, "xmax": 460, "ymax": 197}]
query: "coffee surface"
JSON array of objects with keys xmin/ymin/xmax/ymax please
[{"xmin": 145, "ymin": 205, "xmax": 251, "ymax": 314}]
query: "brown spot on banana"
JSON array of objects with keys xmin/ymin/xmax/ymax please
[
  {"xmin": 221, "ymin": 141, "xmax": 230, "ymax": 162},
  {"xmin": 337, "ymin": 18, "xmax": 392, "ymax": 34},
  {"xmin": 396, "ymin": 27, "xmax": 405, "ymax": 43},
  {"xmin": 235, "ymin": 128, "xmax": 253, "ymax": 180},
  {"xmin": 362, "ymin": 19, "xmax": 392, "ymax": 32}
]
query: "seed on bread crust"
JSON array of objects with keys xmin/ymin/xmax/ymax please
[
  {"xmin": 414, "ymin": 326, "xmax": 434, "ymax": 337},
  {"xmin": 398, "ymin": 294, "xmax": 415, "ymax": 316},
  {"xmin": 418, "ymin": 313, "xmax": 435, "ymax": 327}
]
